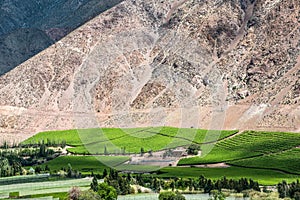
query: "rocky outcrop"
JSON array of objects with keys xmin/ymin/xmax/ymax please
[{"xmin": 0, "ymin": 0, "xmax": 299, "ymax": 143}]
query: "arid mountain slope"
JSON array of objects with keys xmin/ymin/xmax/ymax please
[
  {"xmin": 0, "ymin": 0, "xmax": 123, "ymax": 75},
  {"xmin": 0, "ymin": 0, "xmax": 299, "ymax": 143}
]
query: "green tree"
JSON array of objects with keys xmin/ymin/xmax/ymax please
[
  {"xmin": 91, "ymin": 176, "xmax": 98, "ymax": 192},
  {"xmin": 140, "ymin": 147, "xmax": 145, "ymax": 156},
  {"xmin": 152, "ymin": 178, "xmax": 161, "ymax": 193},
  {"xmin": 159, "ymin": 191, "xmax": 176, "ymax": 200},
  {"xmin": 97, "ymin": 183, "xmax": 117, "ymax": 200},
  {"xmin": 159, "ymin": 191, "xmax": 186, "ymax": 200},
  {"xmin": 34, "ymin": 166, "xmax": 42, "ymax": 174},
  {"xmin": 187, "ymin": 144, "xmax": 200, "ymax": 155},
  {"xmin": 102, "ymin": 168, "xmax": 108, "ymax": 178},
  {"xmin": 38, "ymin": 144, "xmax": 46, "ymax": 157},
  {"xmin": 174, "ymin": 192, "xmax": 186, "ymax": 200},
  {"xmin": 104, "ymin": 145, "xmax": 108, "ymax": 155},
  {"xmin": 67, "ymin": 163, "xmax": 73, "ymax": 178},
  {"xmin": 170, "ymin": 180, "xmax": 175, "ymax": 191},
  {"xmin": 278, "ymin": 180, "xmax": 288, "ymax": 198},
  {"xmin": 45, "ymin": 165, "xmax": 50, "ymax": 172}
]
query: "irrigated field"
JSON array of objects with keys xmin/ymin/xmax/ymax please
[
  {"xmin": 21, "ymin": 128, "xmax": 300, "ymax": 186},
  {"xmin": 0, "ymin": 178, "xmax": 92, "ymax": 198},
  {"xmin": 40, "ymin": 156, "xmax": 130, "ymax": 174},
  {"xmin": 179, "ymin": 131, "xmax": 300, "ymax": 165},
  {"xmin": 228, "ymin": 148, "xmax": 300, "ymax": 174},
  {"xmin": 157, "ymin": 166, "xmax": 300, "ymax": 185},
  {"xmin": 23, "ymin": 127, "xmax": 238, "ymax": 154},
  {"xmin": 0, "ymin": 174, "xmax": 50, "ymax": 185}
]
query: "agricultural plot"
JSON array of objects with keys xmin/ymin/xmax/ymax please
[
  {"xmin": 24, "ymin": 127, "xmax": 238, "ymax": 155},
  {"xmin": 21, "ymin": 192, "xmax": 67, "ymax": 199},
  {"xmin": 69, "ymin": 133, "xmax": 190, "ymax": 154},
  {"xmin": 0, "ymin": 174, "xmax": 50, "ymax": 185},
  {"xmin": 157, "ymin": 166, "xmax": 300, "ymax": 185},
  {"xmin": 156, "ymin": 127, "xmax": 238, "ymax": 144},
  {"xmin": 40, "ymin": 156, "xmax": 130, "ymax": 174},
  {"xmin": 22, "ymin": 128, "xmax": 128, "ymax": 147},
  {"xmin": 229, "ymin": 148, "xmax": 300, "ymax": 174},
  {"xmin": 22, "ymin": 129, "xmax": 82, "ymax": 146},
  {"xmin": 115, "ymin": 164, "xmax": 161, "ymax": 172},
  {"xmin": 0, "ymin": 178, "xmax": 91, "ymax": 197},
  {"xmin": 179, "ymin": 131, "xmax": 300, "ymax": 165}
]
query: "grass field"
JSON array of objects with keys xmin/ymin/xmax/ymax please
[
  {"xmin": 39, "ymin": 156, "xmax": 130, "ymax": 174},
  {"xmin": 157, "ymin": 166, "xmax": 300, "ymax": 185}
]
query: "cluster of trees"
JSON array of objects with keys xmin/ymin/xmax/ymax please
[
  {"xmin": 34, "ymin": 165, "xmax": 50, "ymax": 174},
  {"xmin": 103, "ymin": 169, "xmax": 132, "ymax": 195},
  {"xmin": 278, "ymin": 180, "xmax": 300, "ymax": 200},
  {"xmin": 0, "ymin": 140, "xmax": 64, "ymax": 178},
  {"xmin": 66, "ymin": 164, "xmax": 82, "ymax": 178},
  {"xmin": 187, "ymin": 144, "xmax": 201, "ymax": 155},
  {"xmin": 0, "ymin": 157, "xmax": 22, "ymax": 177},
  {"xmin": 68, "ymin": 184, "xmax": 116, "ymax": 200},
  {"xmin": 20, "ymin": 139, "xmax": 67, "ymax": 148},
  {"xmin": 1, "ymin": 145, "xmax": 58, "ymax": 166},
  {"xmin": 89, "ymin": 172, "xmax": 121, "ymax": 200},
  {"xmin": 66, "ymin": 169, "xmax": 128, "ymax": 200},
  {"xmin": 135, "ymin": 175, "xmax": 260, "ymax": 193},
  {"xmin": 87, "ymin": 171, "xmax": 260, "ymax": 200}
]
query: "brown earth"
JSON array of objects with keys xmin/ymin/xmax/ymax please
[{"xmin": 0, "ymin": 0, "xmax": 299, "ymax": 143}]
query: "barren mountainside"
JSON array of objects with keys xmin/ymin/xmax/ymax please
[
  {"xmin": 0, "ymin": 0, "xmax": 123, "ymax": 75},
  {"xmin": 0, "ymin": 0, "xmax": 299, "ymax": 143}
]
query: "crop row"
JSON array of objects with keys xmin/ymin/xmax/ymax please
[
  {"xmin": 229, "ymin": 148, "xmax": 300, "ymax": 174},
  {"xmin": 178, "ymin": 131, "xmax": 300, "ymax": 165}
]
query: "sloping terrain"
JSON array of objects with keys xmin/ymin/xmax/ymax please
[
  {"xmin": 0, "ymin": 0, "xmax": 123, "ymax": 75},
  {"xmin": 0, "ymin": 0, "xmax": 299, "ymax": 143}
]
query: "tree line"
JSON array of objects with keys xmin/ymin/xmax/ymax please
[
  {"xmin": 134, "ymin": 174, "xmax": 260, "ymax": 193},
  {"xmin": 278, "ymin": 180, "xmax": 300, "ymax": 200}
]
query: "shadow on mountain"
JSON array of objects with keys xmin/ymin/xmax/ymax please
[{"xmin": 0, "ymin": 0, "xmax": 123, "ymax": 76}]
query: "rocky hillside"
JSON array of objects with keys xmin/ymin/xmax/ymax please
[
  {"xmin": 0, "ymin": 0, "xmax": 299, "ymax": 143},
  {"xmin": 0, "ymin": 0, "xmax": 123, "ymax": 75}
]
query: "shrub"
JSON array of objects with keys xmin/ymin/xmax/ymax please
[
  {"xmin": 9, "ymin": 192, "xmax": 19, "ymax": 198},
  {"xmin": 159, "ymin": 191, "xmax": 186, "ymax": 200},
  {"xmin": 97, "ymin": 182, "xmax": 117, "ymax": 200}
]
